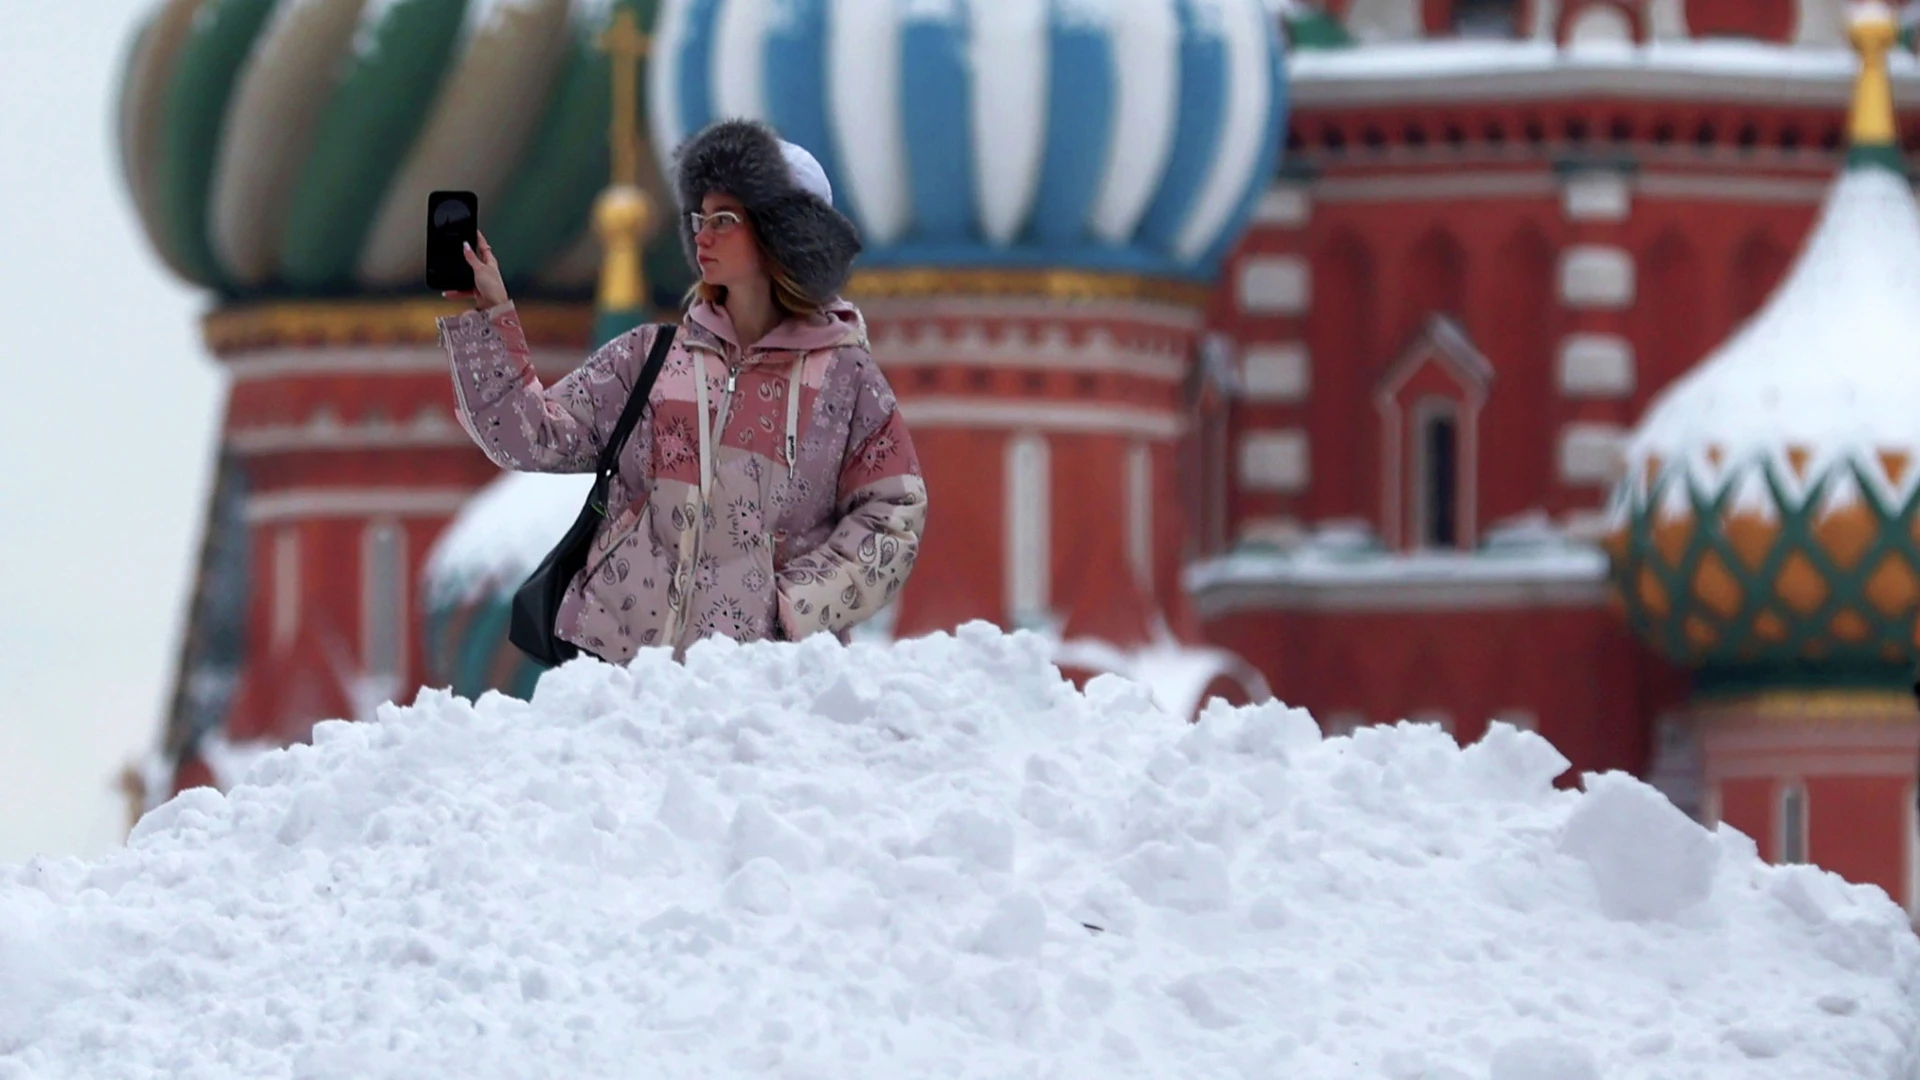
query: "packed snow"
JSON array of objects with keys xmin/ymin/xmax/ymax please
[{"xmin": 5, "ymin": 626, "xmax": 1917, "ymax": 1077}]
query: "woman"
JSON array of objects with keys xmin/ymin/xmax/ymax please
[{"xmin": 436, "ymin": 118, "xmax": 926, "ymax": 662}]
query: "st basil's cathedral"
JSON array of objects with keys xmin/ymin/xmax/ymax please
[{"xmin": 114, "ymin": 0, "xmax": 1920, "ymax": 921}]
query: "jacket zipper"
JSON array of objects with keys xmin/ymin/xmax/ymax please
[{"xmin": 673, "ymin": 345, "xmax": 747, "ymax": 651}]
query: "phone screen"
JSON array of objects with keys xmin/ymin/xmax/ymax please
[{"xmin": 426, "ymin": 190, "xmax": 479, "ymax": 292}]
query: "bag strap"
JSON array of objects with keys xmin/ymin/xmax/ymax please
[{"xmin": 596, "ymin": 324, "xmax": 678, "ymax": 479}]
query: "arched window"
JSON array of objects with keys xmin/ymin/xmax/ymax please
[
  {"xmin": 272, "ymin": 526, "xmax": 301, "ymax": 654},
  {"xmin": 362, "ymin": 521, "xmax": 407, "ymax": 685},
  {"xmin": 1126, "ymin": 441, "xmax": 1154, "ymax": 587},
  {"xmin": 1375, "ymin": 316, "xmax": 1492, "ymax": 552},
  {"xmin": 1453, "ymin": 0, "xmax": 1519, "ymax": 37},
  {"xmin": 1415, "ymin": 402, "xmax": 1461, "ymax": 548},
  {"xmin": 1906, "ymin": 783, "xmax": 1918, "ymax": 916},
  {"xmin": 1187, "ymin": 334, "xmax": 1237, "ymax": 557},
  {"xmin": 1778, "ymin": 780, "xmax": 1809, "ymax": 865},
  {"xmin": 1005, "ymin": 434, "xmax": 1051, "ymax": 627}
]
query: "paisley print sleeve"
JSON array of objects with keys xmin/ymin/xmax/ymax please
[
  {"xmin": 776, "ymin": 349, "xmax": 928, "ymax": 639},
  {"xmin": 438, "ymin": 302, "xmax": 660, "ymax": 474}
]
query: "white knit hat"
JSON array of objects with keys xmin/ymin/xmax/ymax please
[{"xmin": 779, "ymin": 140, "xmax": 834, "ymax": 207}]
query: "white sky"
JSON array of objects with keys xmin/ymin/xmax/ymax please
[{"xmin": 0, "ymin": 2, "xmax": 219, "ymax": 863}]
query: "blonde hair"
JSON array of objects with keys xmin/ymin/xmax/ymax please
[{"xmin": 688, "ymin": 235, "xmax": 823, "ymax": 319}]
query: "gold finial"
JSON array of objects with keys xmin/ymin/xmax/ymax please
[
  {"xmin": 1848, "ymin": 1, "xmax": 1899, "ymax": 150},
  {"xmin": 598, "ymin": 8, "xmax": 650, "ymax": 189},
  {"xmin": 594, "ymin": 7, "xmax": 656, "ymax": 315}
]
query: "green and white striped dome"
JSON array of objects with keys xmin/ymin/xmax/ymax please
[{"xmin": 116, "ymin": 0, "xmax": 685, "ymax": 299}]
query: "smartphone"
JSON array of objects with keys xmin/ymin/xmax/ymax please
[{"xmin": 425, "ymin": 190, "xmax": 479, "ymax": 292}]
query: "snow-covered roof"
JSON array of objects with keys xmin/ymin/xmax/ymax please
[
  {"xmin": 1188, "ymin": 515, "xmax": 1605, "ymax": 590},
  {"xmin": 13, "ymin": 626, "xmax": 1917, "ymax": 1074},
  {"xmin": 1623, "ymin": 164, "xmax": 1920, "ymax": 506},
  {"xmin": 1190, "ymin": 543, "xmax": 1606, "ymax": 588},
  {"xmin": 1289, "ymin": 38, "xmax": 1920, "ymax": 103},
  {"xmin": 423, "ymin": 471, "xmax": 595, "ymax": 607}
]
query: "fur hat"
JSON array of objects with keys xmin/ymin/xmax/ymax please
[{"xmin": 673, "ymin": 119, "xmax": 863, "ymax": 305}]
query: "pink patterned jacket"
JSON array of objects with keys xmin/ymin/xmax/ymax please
[{"xmin": 438, "ymin": 298, "xmax": 926, "ymax": 662}]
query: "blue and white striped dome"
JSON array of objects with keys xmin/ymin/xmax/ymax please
[{"xmin": 648, "ymin": 0, "xmax": 1288, "ymax": 281}]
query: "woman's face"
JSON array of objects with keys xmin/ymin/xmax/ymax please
[{"xmin": 693, "ymin": 192, "xmax": 763, "ymax": 290}]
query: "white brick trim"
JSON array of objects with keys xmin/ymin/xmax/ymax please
[
  {"xmin": 1241, "ymin": 343, "xmax": 1312, "ymax": 402},
  {"xmin": 246, "ymin": 487, "xmax": 476, "ymax": 524},
  {"xmin": 1253, "ymin": 185, "xmax": 1313, "ymax": 227},
  {"xmin": 1558, "ymin": 422, "xmax": 1629, "ymax": 485},
  {"xmin": 1238, "ymin": 429, "xmax": 1311, "ymax": 492},
  {"xmin": 1556, "ymin": 334, "xmax": 1636, "ymax": 397},
  {"xmin": 1558, "ymin": 245, "xmax": 1636, "ymax": 309},
  {"xmin": 1562, "ymin": 171, "xmax": 1631, "ymax": 221},
  {"xmin": 1005, "ymin": 434, "xmax": 1052, "ymax": 623},
  {"xmin": 1237, "ymin": 256, "xmax": 1311, "ymax": 315},
  {"xmin": 900, "ymin": 399, "xmax": 1184, "ymax": 440}
]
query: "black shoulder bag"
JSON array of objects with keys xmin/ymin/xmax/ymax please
[{"xmin": 509, "ymin": 324, "xmax": 678, "ymax": 667}]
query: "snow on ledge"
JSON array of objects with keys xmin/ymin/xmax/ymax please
[
  {"xmin": 5, "ymin": 625, "xmax": 1913, "ymax": 1076},
  {"xmin": 1290, "ymin": 37, "xmax": 1920, "ymax": 86},
  {"xmin": 1187, "ymin": 517, "xmax": 1607, "ymax": 593}
]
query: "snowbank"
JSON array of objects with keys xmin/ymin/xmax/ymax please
[{"xmin": 4, "ymin": 626, "xmax": 1918, "ymax": 1078}]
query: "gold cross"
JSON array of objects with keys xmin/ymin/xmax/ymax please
[{"xmin": 598, "ymin": 8, "xmax": 650, "ymax": 188}]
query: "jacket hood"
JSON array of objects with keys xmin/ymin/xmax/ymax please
[
  {"xmin": 685, "ymin": 298, "xmax": 867, "ymax": 357},
  {"xmin": 673, "ymin": 119, "xmax": 863, "ymax": 307}
]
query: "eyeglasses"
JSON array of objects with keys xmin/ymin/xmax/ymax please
[{"xmin": 688, "ymin": 210, "xmax": 744, "ymax": 236}]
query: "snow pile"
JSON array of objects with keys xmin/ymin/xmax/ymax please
[{"xmin": 5, "ymin": 626, "xmax": 1919, "ymax": 1078}]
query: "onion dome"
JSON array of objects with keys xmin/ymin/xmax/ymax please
[
  {"xmin": 115, "ymin": 0, "xmax": 690, "ymax": 301},
  {"xmin": 421, "ymin": 471, "xmax": 595, "ymax": 697},
  {"xmin": 1605, "ymin": 2, "xmax": 1920, "ymax": 686},
  {"xmin": 648, "ymin": 0, "xmax": 1288, "ymax": 281}
]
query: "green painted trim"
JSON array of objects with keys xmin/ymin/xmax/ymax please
[
  {"xmin": 1612, "ymin": 455, "xmax": 1920, "ymax": 670},
  {"xmin": 1286, "ymin": 11, "xmax": 1353, "ymax": 49},
  {"xmin": 594, "ymin": 307, "xmax": 648, "ymax": 348},
  {"xmin": 454, "ymin": 598, "xmax": 515, "ymax": 699},
  {"xmin": 279, "ymin": 0, "xmax": 467, "ymax": 294},
  {"xmin": 422, "ymin": 604, "xmax": 462, "ymax": 692},
  {"xmin": 507, "ymin": 651, "xmax": 546, "ymax": 701},
  {"xmin": 155, "ymin": 0, "xmax": 277, "ymax": 290},
  {"xmin": 1692, "ymin": 660, "xmax": 1911, "ymax": 696},
  {"xmin": 1847, "ymin": 143, "xmax": 1908, "ymax": 176},
  {"xmin": 1551, "ymin": 155, "xmax": 1640, "ymax": 179}
]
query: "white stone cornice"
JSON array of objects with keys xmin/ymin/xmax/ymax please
[
  {"xmin": 245, "ymin": 487, "xmax": 477, "ymax": 524},
  {"xmin": 1314, "ymin": 172, "xmax": 1559, "ymax": 203},
  {"xmin": 899, "ymin": 398, "xmax": 1185, "ymax": 440},
  {"xmin": 229, "ymin": 414, "xmax": 472, "ymax": 455},
  {"xmin": 857, "ymin": 296, "xmax": 1205, "ymax": 331},
  {"xmin": 221, "ymin": 346, "xmax": 580, "ymax": 382}
]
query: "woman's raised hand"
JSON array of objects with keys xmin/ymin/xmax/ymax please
[{"xmin": 444, "ymin": 230, "xmax": 510, "ymax": 309}]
